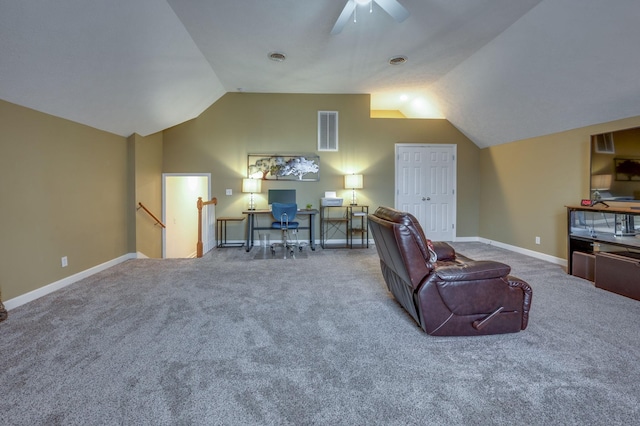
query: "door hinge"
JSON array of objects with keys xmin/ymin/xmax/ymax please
[
  {"xmin": 452, "ymin": 223, "xmax": 455, "ymax": 229},
  {"xmin": 452, "ymin": 189, "xmax": 455, "ymax": 195}
]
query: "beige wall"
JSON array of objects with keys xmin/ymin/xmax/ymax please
[
  {"xmin": 0, "ymin": 99, "xmax": 129, "ymax": 300},
  {"xmin": 479, "ymin": 115, "xmax": 640, "ymax": 260},
  {"xmin": 130, "ymin": 133, "xmax": 164, "ymax": 258},
  {"xmin": 162, "ymin": 93, "xmax": 482, "ymax": 240},
  {"xmin": 4, "ymin": 88, "xmax": 639, "ymax": 303}
]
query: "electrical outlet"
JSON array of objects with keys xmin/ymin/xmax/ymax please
[
  {"xmin": 225, "ymin": 188, "xmax": 232, "ymax": 195},
  {"xmin": 535, "ymin": 236, "xmax": 540, "ymax": 245},
  {"xmin": 61, "ymin": 256, "xmax": 68, "ymax": 267}
]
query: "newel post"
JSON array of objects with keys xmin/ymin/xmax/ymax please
[{"xmin": 197, "ymin": 197, "xmax": 203, "ymax": 258}]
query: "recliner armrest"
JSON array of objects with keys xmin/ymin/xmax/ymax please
[
  {"xmin": 508, "ymin": 276, "xmax": 533, "ymax": 330},
  {"xmin": 431, "ymin": 241, "xmax": 456, "ymax": 261},
  {"xmin": 435, "ymin": 260, "xmax": 511, "ymax": 281}
]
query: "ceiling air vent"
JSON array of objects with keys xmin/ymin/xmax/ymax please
[
  {"xmin": 318, "ymin": 111, "xmax": 338, "ymax": 152},
  {"xmin": 268, "ymin": 51, "xmax": 286, "ymax": 62},
  {"xmin": 389, "ymin": 55, "xmax": 408, "ymax": 65}
]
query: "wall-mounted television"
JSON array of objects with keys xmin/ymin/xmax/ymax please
[
  {"xmin": 590, "ymin": 126, "xmax": 640, "ymax": 202},
  {"xmin": 268, "ymin": 189, "xmax": 296, "ymax": 205}
]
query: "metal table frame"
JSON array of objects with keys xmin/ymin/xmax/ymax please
[{"xmin": 243, "ymin": 209, "xmax": 318, "ymax": 252}]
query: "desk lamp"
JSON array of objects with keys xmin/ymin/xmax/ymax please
[
  {"xmin": 344, "ymin": 174, "xmax": 363, "ymax": 206},
  {"xmin": 591, "ymin": 174, "xmax": 611, "ymax": 201},
  {"xmin": 242, "ymin": 178, "xmax": 261, "ymax": 210}
]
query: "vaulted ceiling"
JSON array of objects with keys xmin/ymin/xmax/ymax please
[{"xmin": 1, "ymin": 1, "xmax": 639, "ymax": 148}]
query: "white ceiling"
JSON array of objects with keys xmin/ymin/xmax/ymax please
[{"xmin": 1, "ymin": 0, "xmax": 640, "ymax": 148}]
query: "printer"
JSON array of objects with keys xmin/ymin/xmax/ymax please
[{"xmin": 321, "ymin": 191, "xmax": 343, "ymax": 206}]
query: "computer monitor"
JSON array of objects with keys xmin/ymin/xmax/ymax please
[{"xmin": 268, "ymin": 189, "xmax": 296, "ymax": 205}]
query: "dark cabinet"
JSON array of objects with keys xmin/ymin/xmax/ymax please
[{"xmin": 567, "ymin": 205, "xmax": 640, "ymax": 300}]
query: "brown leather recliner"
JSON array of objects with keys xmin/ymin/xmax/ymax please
[{"xmin": 368, "ymin": 206, "xmax": 532, "ymax": 336}]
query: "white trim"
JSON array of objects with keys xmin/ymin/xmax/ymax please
[
  {"xmin": 3, "ymin": 239, "xmax": 565, "ymax": 311},
  {"xmin": 453, "ymin": 236, "xmax": 567, "ymax": 266},
  {"xmin": 452, "ymin": 236, "xmax": 479, "ymax": 243},
  {"xmin": 4, "ymin": 253, "xmax": 137, "ymax": 311},
  {"xmin": 477, "ymin": 238, "xmax": 567, "ymax": 267}
]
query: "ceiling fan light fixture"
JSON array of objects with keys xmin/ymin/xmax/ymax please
[
  {"xmin": 389, "ymin": 55, "xmax": 408, "ymax": 65},
  {"xmin": 268, "ymin": 51, "xmax": 286, "ymax": 62},
  {"xmin": 331, "ymin": 0, "xmax": 409, "ymax": 35}
]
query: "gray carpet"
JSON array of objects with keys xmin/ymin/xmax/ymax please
[{"xmin": 1, "ymin": 242, "xmax": 639, "ymax": 425}]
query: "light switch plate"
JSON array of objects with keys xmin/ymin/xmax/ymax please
[{"xmin": 225, "ymin": 189, "xmax": 232, "ymax": 195}]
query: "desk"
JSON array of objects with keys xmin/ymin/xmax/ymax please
[
  {"xmin": 243, "ymin": 209, "xmax": 318, "ymax": 252},
  {"xmin": 216, "ymin": 217, "xmax": 245, "ymax": 248}
]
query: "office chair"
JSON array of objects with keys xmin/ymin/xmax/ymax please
[{"xmin": 270, "ymin": 202, "xmax": 301, "ymax": 259}]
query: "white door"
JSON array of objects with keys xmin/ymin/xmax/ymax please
[{"xmin": 395, "ymin": 144, "xmax": 456, "ymax": 241}]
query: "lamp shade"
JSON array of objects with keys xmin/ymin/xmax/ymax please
[
  {"xmin": 344, "ymin": 174, "xmax": 363, "ymax": 189},
  {"xmin": 242, "ymin": 178, "xmax": 261, "ymax": 193},
  {"xmin": 591, "ymin": 174, "xmax": 612, "ymax": 190}
]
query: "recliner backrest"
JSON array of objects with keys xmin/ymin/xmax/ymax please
[
  {"xmin": 372, "ymin": 206, "xmax": 431, "ymax": 261},
  {"xmin": 369, "ymin": 206, "xmax": 433, "ymax": 290}
]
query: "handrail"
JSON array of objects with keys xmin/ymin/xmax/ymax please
[
  {"xmin": 137, "ymin": 202, "xmax": 166, "ymax": 228},
  {"xmin": 197, "ymin": 197, "xmax": 218, "ymax": 257}
]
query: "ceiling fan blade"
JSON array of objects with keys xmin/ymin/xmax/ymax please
[
  {"xmin": 374, "ymin": 0, "xmax": 410, "ymax": 23},
  {"xmin": 331, "ymin": 0, "xmax": 356, "ymax": 35}
]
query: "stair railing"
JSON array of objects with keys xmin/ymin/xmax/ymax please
[{"xmin": 137, "ymin": 202, "xmax": 166, "ymax": 228}]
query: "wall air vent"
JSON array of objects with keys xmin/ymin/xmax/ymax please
[
  {"xmin": 593, "ymin": 132, "xmax": 615, "ymax": 154},
  {"xmin": 318, "ymin": 111, "xmax": 338, "ymax": 151}
]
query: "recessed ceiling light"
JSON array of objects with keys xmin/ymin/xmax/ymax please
[
  {"xmin": 268, "ymin": 51, "xmax": 286, "ymax": 62},
  {"xmin": 389, "ymin": 55, "xmax": 407, "ymax": 65}
]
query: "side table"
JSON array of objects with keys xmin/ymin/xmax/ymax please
[{"xmin": 216, "ymin": 217, "xmax": 245, "ymax": 248}]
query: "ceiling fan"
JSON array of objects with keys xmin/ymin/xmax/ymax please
[{"xmin": 331, "ymin": 0, "xmax": 409, "ymax": 35}]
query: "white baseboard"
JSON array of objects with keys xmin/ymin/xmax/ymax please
[
  {"xmin": 4, "ymin": 253, "xmax": 138, "ymax": 311},
  {"xmin": 4, "ymin": 239, "xmax": 565, "ymax": 311},
  {"xmin": 476, "ymin": 238, "xmax": 567, "ymax": 267},
  {"xmin": 453, "ymin": 236, "xmax": 480, "ymax": 243}
]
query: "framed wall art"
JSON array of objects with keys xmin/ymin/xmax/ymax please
[
  {"xmin": 614, "ymin": 157, "xmax": 640, "ymax": 181},
  {"xmin": 247, "ymin": 154, "xmax": 320, "ymax": 181}
]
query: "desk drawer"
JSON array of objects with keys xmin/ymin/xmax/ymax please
[
  {"xmin": 572, "ymin": 251, "xmax": 595, "ymax": 281},
  {"xmin": 595, "ymin": 252, "xmax": 640, "ymax": 301}
]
